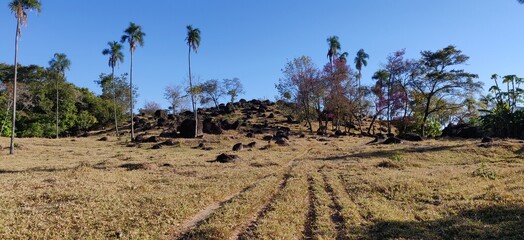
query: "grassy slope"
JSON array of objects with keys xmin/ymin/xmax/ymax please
[{"xmin": 0, "ymin": 131, "xmax": 523, "ymax": 239}]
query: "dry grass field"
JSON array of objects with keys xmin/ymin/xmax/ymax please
[{"xmin": 0, "ymin": 127, "xmax": 523, "ymax": 239}]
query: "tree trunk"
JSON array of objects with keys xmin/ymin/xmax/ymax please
[
  {"xmin": 112, "ymin": 67, "xmax": 119, "ymax": 137},
  {"xmin": 188, "ymin": 46, "xmax": 198, "ymax": 138},
  {"xmin": 357, "ymin": 71, "xmax": 364, "ymax": 134},
  {"xmin": 130, "ymin": 50, "xmax": 135, "ymax": 141},
  {"xmin": 421, "ymin": 97, "xmax": 432, "ymax": 137},
  {"xmin": 56, "ymin": 74, "xmax": 59, "ymax": 139},
  {"xmin": 10, "ymin": 18, "xmax": 20, "ymax": 155}
]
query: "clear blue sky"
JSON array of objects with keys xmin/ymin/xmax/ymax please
[{"xmin": 0, "ymin": 0, "xmax": 523, "ymax": 110}]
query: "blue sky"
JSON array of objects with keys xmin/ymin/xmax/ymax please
[{"xmin": 0, "ymin": 0, "xmax": 523, "ymax": 110}]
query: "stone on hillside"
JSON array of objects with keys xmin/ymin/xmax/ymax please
[
  {"xmin": 154, "ymin": 109, "xmax": 168, "ymax": 119},
  {"xmin": 481, "ymin": 137, "xmax": 494, "ymax": 143},
  {"xmin": 203, "ymin": 118, "xmax": 223, "ymax": 135},
  {"xmin": 178, "ymin": 119, "xmax": 203, "ymax": 138},
  {"xmin": 215, "ymin": 153, "xmax": 241, "ymax": 163},
  {"xmin": 382, "ymin": 137, "xmax": 402, "ymax": 144},
  {"xmin": 398, "ymin": 133, "xmax": 423, "ymax": 142},
  {"xmin": 232, "ymin": 143, "xmax": 243, "ymax": 151}
]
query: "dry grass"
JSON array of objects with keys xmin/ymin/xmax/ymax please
[{"xmin": 0, "ymin": 134, "xmax": 523, "ymax": 239}]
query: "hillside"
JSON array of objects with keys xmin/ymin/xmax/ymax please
[{"xmin": 0, "ymin": 101, "xmax": 523, "ymax": 239}]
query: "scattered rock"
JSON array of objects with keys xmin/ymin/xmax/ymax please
[
  {"xmin": 98, "ymin": 136, "xmax": 108, "ymax": 141},
  {"xmin": 244, "ymin": 141, "xmax": 257, "ymax": 149},
  {"xmin": 263, "ymin": 135, "xmax": 273, "ymax": 141},
  {"xmin": 203, "ymin": 118, "xmax": 223, "ymax": 135},
  {"xmin": 152, "ymin": 143, "xmax": 163, "ymax": 149},
  {"xmin": 398, "ymin": 133, "xmax": 423, "ymax": 142},
  {"xmin": 246, "ymin": 132, "xmax": 255, "ymax": 138},
  {"xmin": 276, "ymin": 138, "xmax": 290, "ymax": 146},
  {"xmin": 215, "ymin": 153, "xmax": 241, "ymax": 163},
  {"xmin": 178, "ymin": 119, "xmax": 203, "ymax": 138},
  {"xmin": 318, "ymin": 138, "xmax": 330, "ymax": 142},
  {"xmin": 481, "ymin": 137, "xmax": 494, "ymax": 143},
  {"xmin": 232, "ymin": 143, "xmax": 244, "ymax": 151},
  {"xmin": 382, "ymin": 137, "xmax": 402, "ymax": 144}
]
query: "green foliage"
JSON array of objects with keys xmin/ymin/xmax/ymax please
[
  {"xmin": 424, "ymin": 117, "xmax": 442, "ymax": 137},
  {"xmin": 472, "ymin": 162, "xmax": 497, "ymax": 180},
  {"xmin": 389, "ymin": 151, "xmax": 404, "ymax": 162},
  {"xmin": 76, "ymin": 111, "xmax": 97, "ymax": 130}
]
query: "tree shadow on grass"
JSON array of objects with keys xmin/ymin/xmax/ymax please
[
  {"xmin": 318, "ymin": 145, "xmax": 465, "ymax": 161},
  {"xmin": 365, "ymin": 205, "xmax": 524, "ymax": 240}
]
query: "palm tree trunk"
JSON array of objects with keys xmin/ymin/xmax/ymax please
[
  {"xmin": 188, "ymin": 46, "xmax": 198, "ymax": 138},
  {"xmin": 56, "ymin": 75, "xmax": 59, "ymax": 139},
  {"xmin": 112, "ymin": 68, "xmax": 119, "ymax": 137},
  {"xmin": 357, "ymin": 71, "xmax": 364, "ymax": 134},
  {"xmin": 130, "ymin": 51, "xmax": 134, "ymax": 141},
  {"xmin": 10, "ymin": 18, "xmax": 20, "ymax": 155}
]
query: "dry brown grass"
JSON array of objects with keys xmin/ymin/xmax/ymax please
[{"xmin": 0, "ymin": 134, "xmax": 523, "ymax": 239}]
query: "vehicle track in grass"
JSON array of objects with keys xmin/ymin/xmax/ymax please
[
  {"xmin": 169, "ymin": 147, "xmax": 313, "ymax": 239},
  {"xmin": 302, "ymin": 175, "xmax": 317, "ymax": 239},
  {"xmin": 232, "ymin": 148, "xmax": 314, "ymax": 239},
  {"xmin": 321, "ymin": 166, "xmax": 347, "ymax": 240}
]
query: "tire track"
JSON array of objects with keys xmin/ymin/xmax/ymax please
[
  {"xmin": 232, "ymin": 148, "xmax": 314, "ymax": 239},
  {"xmin": 170, "ymin": 147, "xmax": 313, "ymax": 240},
  {"xmin": 321, "ymin": 167, "xmax": 347, "ymax": 240},
  {"xmin": 302, "ymin": 175, "xmax": 317, "ymax": 240}
]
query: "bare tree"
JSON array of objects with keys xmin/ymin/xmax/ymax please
[{"xmin": 164, "ymin": 85, "xmax": 187, "ymax": 114}]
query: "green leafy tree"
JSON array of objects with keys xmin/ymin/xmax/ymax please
[
  {"xmin": 121, "ymin": 22, "xmax": 145, "ymax": 141},
  {"xmin": 8, "ymin": 0, "xmax": 41, "ymax": 154},
  {"xmin": 411, "ymin": 45, "xmax": 481, "ymax": 136},
  {"xmin": 186, "ymin": 25, "xmax": 201, "ymax": 137},
  {"xmin": 48, "ymin": 53, "xmax": 71, "ymax": 138},
  {"xmin": 102, "ymin": 41, "xmax": 124, "ymax": 136},
  {"xmin": 198, "ymin": 79, "xmax": 222, "ymax": 108}
]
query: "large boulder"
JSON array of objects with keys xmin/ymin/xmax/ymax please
[
  {"xmin": 215, "ymin": 153, "xmax": 241, "ymax": 163},
  {"xmin": 398, "ymin": 133, "xmax": 423, "ymax": 142},
  {"xmin": 154, "ymin": 109, "xmax": 168, "ymax": 119},
  {"xmin": 177, "ymin": 119, "xmax": 203, "ymax": 138},
  {"xmin": 441, "ymin": 123, "xmax": 483, "ymax": 139},
  {"xmin": 382, "ymin": 137, "xmax": 402, "ymax": 144},
  {"xmin": 221, "ymin": 119, "xmax": 241, "ymax": 130},
  {"xmin": 203, "ymin": 118, "xmax": 223, "ymax": 135}
]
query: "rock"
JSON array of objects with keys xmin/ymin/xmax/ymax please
[
  {"xmin": 157, "ymin": 118, "xmax": 167, "ymax": 127},
  {"xmin": 232, "ymin": 143, "xmax": 243, "ymax": 151},
  {"xmin": 159, "ymin": 131, "xmax": 177, "ymax": 138},
  {"xmin": 246, "ymin": 132, "xmax": 255, "ymax": 138},
  {"xmin": 221, "ymin": 119, "xmax": 241, "ymax": 130},
  {"xmin": 382, "ymin": 137, "xmax": 402, "ymax": 144},
  {"xmin": 263, "ymin": 135, "xmax": 273, "ymax": 141},
  {"xmin": 178, "ymin": 119, "xmax": 203, "ymax": 138},
  {"xmin": 267, "ymin": 113, "xmax": 275, "ymax": 118},
  {"xmin": 162, "ymin": 139, "xmax": 180, "ymax": 146},
  {"xmin": 335, "ymin": 130, "xmax": 347, "ymax": 136},
  {"xmin": 215, "ymin": 153, "xmax": 241, "ymax": 163},
  {"xmin": 203, "ymin": 118, "xmax": 223, "ymax": 135},
  {"xmin": 481, "ymin": 137, "xmax": 494, "ymax": 143},
  {"xmin": 143, "ymin": 136, "xmax": 159, "ymax": 143},
  {"xmin": 152, "ymin": 143, "xmax": 163, "ymax": 149},
  {"xmin": 318, "ymin": 138, "xmax": 330, "ymax": 142},
  {"xmin": 441, "ymin": 123, "xmax": 483, "ymax": 138},
  {"xmin": 245, "ymin": 141, "xmax": 257, "ymax": 148},
  {"xmin": 398, "ymin": 133, "xmax": 423, "ymax": 142},
  {"xmin": 154, "ymin": 109, "xmax": 168, "ymax": 119},
  {"xmin": 98, "ymin": 136, "xmax": 108, "ymax": 141},
  {"xmin": 276, "ymin": 138, "xmax": 290, "ymax": 146}
]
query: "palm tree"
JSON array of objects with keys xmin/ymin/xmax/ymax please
[
  {"xmin": 186, "ymin": 25, "xmax": 201, "ymax": 138},
  {"xmin": 102, "ymin": 41, "xmax": 124, "ymax": 136},
  {"xmin": 354, "ymin": 49, "xmax": 369, "ymax": 133},
  {"xmin": 518, "ymin": 0, "xmax": 524, "ymax": 3},
  {"xmin": 121, "ymin": 22, "xmax": 145, "ymax": 141},
  {"xmin": 326, "ymin": 36, "xmax": 341, "ymax": 65},
  {"xmin": 9, "ymin": 0, "xmax": 41, "ymax": 155},
  {"xmin": 48, "ymin": 53, "xmax": 71, "ymax": 139},
  {"xmin": 338, "ymin": 52, "xmax": 349, "ymax": 63}
]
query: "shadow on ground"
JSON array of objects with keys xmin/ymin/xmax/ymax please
[
  {"xmin": 318, "ymin": 145, "xmax": 464, "ymax": 161},
  {"xmin": 353, "ymin": 204, "xmax": 524, "ymax": 239}
]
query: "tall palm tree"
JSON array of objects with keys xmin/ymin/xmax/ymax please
[
  {"xmin": 48, "ymin": 53, "xmax": 71, "ymax": 139},
  {"xmin": 338, "ymin": 52, "xmax": 349, "ymax": 63},
  {"xmin": 354, "ymin": 49, "xmax": 369, "ymax": 133},
  {"xmin": 326, "ymin": 36, "xmax": 341, "ymax": 65},
  {"xmin": 102, "ymin": 41, "xmax": 124, "ymax": 136},
  {"xmin": 121, "ymin": 22, "xmax": 145, "ymax": 141},
  {"xmin": 9, "ymin": 0, "xmax": 41, "ymax": 155},
  {"xmin": 186, "ymin": 25, "xmax": 201, "ymax": 138}
]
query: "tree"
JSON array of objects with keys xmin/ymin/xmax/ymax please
[
  {"xmin": 8, "ymin": 0, "xmax": 41, "ymax": 154},
  {"xmin": 412, "ymin": 45, "xmax": 481, "ymax": 136},
  {"xmin": 102, "ymin": 41, "xmax": 124, "ymax": 136},
  {"xmin": 276, "ymin": 56, "xmax": 323, "ymax": 133},
  {"xmin": 198, "ymin": 79, "xmax": 222, "ymax": 107},
  {"xmin": 121, "ymin": 22, "xmax": 145, "ymax": 141},
  {"xmin": 354, "ymin": 49, "xmax": 369, "ymax": 133},
  {"xmin": 326, "ymin": 36, "xmax": 341, "ymax": 65},
  {"xmin": 518, "ymin": 0, "xmax": 524, "ymax": 4},
  {"xmin": 222, "ymin": 78, "xmax": 244, "ymax": 104},
  {"xmin": 164, "ymin": 85, "xmax": 187, "ymax": 114},
  {"xmin": 139, "ymin": 101, "xmax": 161, "ymax": 116},
  {"xmin": 48, "ymin": 53, "xmax": 71, "ymax": 139},
  {"xmin": 186, "ymin": 25, "xmax": 201, "ymax": 138}
]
